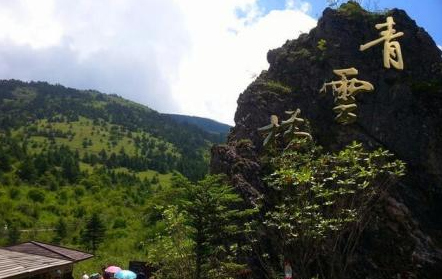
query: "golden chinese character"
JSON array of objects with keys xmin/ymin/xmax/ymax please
[
  {"xmin": 320, "ymin": 68, "xmax": 374, "ymax": 101},
  {"xmin": 258, "ymin": 115, "xmax": 280, "ymax": 147},
  {"xmin": 333, "ymin": 103, "xmax": 358, "ymax": 125},
  {"xmin": 281, "ymin": 109, "xmax": 312, "ymax": 140},
  {"xmin": 320, "ymin": 68, "xmax": 374, "ymax": 125},
  {"xmin": 360, "ymin": 16, "xmax": 404, "ymax": 70}
]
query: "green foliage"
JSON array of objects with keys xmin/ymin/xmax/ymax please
[
  {"xmin": 0, "ymin": 80, "xmax": 225, "ymax": 181},
  {"xmin": 328, "ymin": 0, "xmax": 364, "ymax": 9},
  {"xmin": 0, "ymin": 152, "xmax": 12, "ymax": 172},
  {"xmin": 17, "ymin": 157, "xmax": 37, "ymax": 181},
  {"xmin": 27, "ymin": 189, "xmax": 45, "ymax": 203},
  {"xmin": 314, "ymin": 37, "xmax": 328, "ymax": 63},
  {"xmin": 290, "ymin": 48, "xmax": 312, "ymax": 60},
  {"xmin": 0, "ymin": 167, "xmax": 161, "ymax": 277},
  {"xmin": 81, "ymin": 212, "xmax": 106, "ymax": 253},
  {"xmin": 7, "ymin": 225, "xmax": 21, "ymax": 245},
  {"xmin": 258, "ymin": 139, "xmax": 405, "ymax": 278},
  {"xmin": 264, "ymin": 81, "xmax": 291, "ymax": 94},
  {"xmin": 333, "ymin": 1, "xmax": 379, "ymax": 17},
  {"xmin": 165, "ymin": 114, "xmax": 231, "ymax": 140},
  {"xmin": 317, "ymin": 39, "xmax": 327, "ymax": 52},
  {"xmin": 184, "ymin": 175, "xmax": 253, "ymax": 279},
  {"xmin": 145, "ymin": 174, "xmax": 255, "ymax": 279},
  {"xmin": 146, "ymin": 206, "xmax": 195, "ymax": 279},
  {"xmin": 53, "ymin": 217, "xmax": 68, "ymax": 244},
  {"xmin": 0, "ymin": 78, "xmax": 232, "ymax": 276},
  {"xmin": 8, "ymin": 188, "xmax": 21, "ymax": 199},
  {"xmin": 112, "ymin": 218, "xmax": 127, "ymax": 229}
]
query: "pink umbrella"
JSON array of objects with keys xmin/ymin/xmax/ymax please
[{"xmin": 105, "ymin": 266, "xmax": 122, "ymax": 274}]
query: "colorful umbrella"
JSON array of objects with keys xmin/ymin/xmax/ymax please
[
  {"xmin": 114, "ymin": 270, "xmax": 136, "ymax": 279},
  {"xmin": 105, "ymin": 266, "xmax": 122, "ymax": 274}
]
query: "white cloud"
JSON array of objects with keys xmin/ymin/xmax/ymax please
[
  {"xmin": 0, "ymin": 0, "xmax": 316, "ymax": 125},
  {"xmin": 285, "ymin": 0, "xmax": 312, "ymax": 13},
  {"xmin": 172, "ymin": 0, "xmax": 316, "ymax": 124},
  {"xmin": 0, "ymin": 0, "xmax": 63, "ymax": 48},
  {"xmin": 0, "ymin": 0, "xmax": 189, "ymax": 112},
  {"xmin": 438, "ymin": 45, "xmax": 442, "ymax": 51}
]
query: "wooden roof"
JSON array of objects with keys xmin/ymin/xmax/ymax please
[
  {"xmin": 0, "ymin": 248, "xmax": 72, "ymax": 279},
  {"xmin": 4, "ymin": 241, "xmax": 93, "ymax": 262}
]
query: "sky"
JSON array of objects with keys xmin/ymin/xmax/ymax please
[{"xmin": 0, "ymin": 0, "xmax": 440, "ymax": 125}]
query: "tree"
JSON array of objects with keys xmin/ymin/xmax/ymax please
[
  {"xmin": 259, "ymin": 139, "xmax": 406, "ymax": 278},
  {"xmin": 62, "ymin": 156, "xmax": 80, "ymax": 183},
  {"xmin": 81, "ymin": 213, "xmax": 106, "ymax": 253},
  {"xmin": 147, "ymin": 206, "xmax": 195, "ymax": 279},
  {"xmin": 27, "ymin": 189, "xmax": 45, "ymax": 203},
  {"xmin": 145, "ymin": 174, "xmax": 254, "ymax": 279},
  {"xmin": 17, "ymin": 157, "xmax": 36, "ymax": 181},
  {"xmin": 7, "ymin": 225, "xmax": 21, "ymax": 245},
  {"xmin": 53, "ymin": 218, "xmax": 68, "ymax": 244},
  {"xmin": 184, "ymin": 175, "xmax": 254, "ymax": 279},
  {"xmin": 0, "ymin": 151, "xmax": 12, "ymax": 172}
]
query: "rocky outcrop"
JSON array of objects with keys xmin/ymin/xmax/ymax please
[{"xmin": 210, "ymin": 2, "xmax": 442, "ymax": 278}]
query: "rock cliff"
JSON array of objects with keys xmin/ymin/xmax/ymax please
[{"xmin": 211, "ymin": 2, "xmax": 442, "ymax": 278}]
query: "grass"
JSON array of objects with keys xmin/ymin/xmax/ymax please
[
  {"xmin": 2, "ymin": 114, "xmax": 187, "ymax": 277},
  {"xmin": 0, "ymin": 181, "xmax": 159, "ymax": 278},
  {"xmin": 12, "ymin": 116, "xmax": 179, "ymax": 158},
  {"xmin": 264, "ymin": 80, "xmax": 291, "ymax": 94}
]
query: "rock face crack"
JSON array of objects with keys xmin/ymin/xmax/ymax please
[{"xmin": 210, "ymin": 4, "xmax": 442, "ymax": 278}]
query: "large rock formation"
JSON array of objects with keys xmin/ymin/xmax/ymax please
[{"xmin": 211, "ymin": 2, "xmax": 442, "ymax": 278}]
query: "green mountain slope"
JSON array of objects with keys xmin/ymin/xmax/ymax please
[
  {"xmin": 0, "ymin": 79, "xmax": 223, "ymax": 180},
  {"xmin": 164, "ymin": 114, "xmax": 231, "ymax": 139},
  {"xmin": 0, "ymin": 79, "xmax": 229, "ymax": 274}
]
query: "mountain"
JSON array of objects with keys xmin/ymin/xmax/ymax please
[
  {"xmin": 0, "ymin": 79, "xmax": 231, "ymax": 274},
  {"xmin": 211, "ymin": 2, "xmax": 442, "ymax": 278},
  {"xmin": 164, "ymin": 114, "xmax": 231, "ymax": 135},
  {"xmin": 0, "ymin": 79, "xmax": 224, "ymax": 180}
]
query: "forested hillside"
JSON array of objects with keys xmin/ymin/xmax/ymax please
[
  {"xmin": 0, "ymin": 79, "xmax": 245, "ymax": 276},
  {"xmin": 164, "ymin": 114, "xmax": 231, "ymax": 140},
  {"xmin": 0, "ymin": 79, "xmax": 224, "ymax": 180}
]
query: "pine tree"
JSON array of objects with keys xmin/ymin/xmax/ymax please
[
  {"xmin": 53, "ymin": 218, "xmax": 67, "ymax": 244},
  {"xmin": 184, "ymin": 175, "xmax": 254, "ymax": 279},
  {"xmin": 7, "ymin": 225, "xmax": 21, "ymax": 245},
  {"xmin": 80, "ymin": 213, "xmax": 106, "ymax": 254},
  {"xmin": 17, "ymin": 157, "xmax": 36, "ymax": 181},
  {"xmin": 62, "ymin": 156, "xmax": 80, "ymax": 183},
  {"xmin": 0, "ymin": 151, "xmax": 12, "ymax": 172}
]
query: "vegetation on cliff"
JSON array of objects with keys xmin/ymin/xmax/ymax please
[
  {"xmin": 254, "ymin": 137, "xmax": 405, "ymax": 278},
  {"xmin": 211, "ymin": 1, "xmax": 442, "ymax": 278}
]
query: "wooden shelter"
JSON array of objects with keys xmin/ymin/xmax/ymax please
[{"xmin": 0, "ymin": 242, "xmax": 93, "ymax": 279}]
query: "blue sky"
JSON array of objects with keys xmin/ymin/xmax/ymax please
[{"xmin": 259, "ymin": 0, "xmax": 442, "ymax": 46}]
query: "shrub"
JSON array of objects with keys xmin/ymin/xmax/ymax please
[
  {"xmin": 257, "ymin": 139, "xmax": 405, "ymax": 278},
  {"xmin": 265, "ymin": 81, "xmax": 291, "ymax": 94},
  {"xmin": 113, "ymin": 218, "xmax": 127, "ymax": 229},
  {"xmin": 317, "ymin": 39, "xmax": 327, "ymax": 51},
  {"xmin": 27, "ymin": 189, "xmax": 45, "ymax": 203},
  {"xmin": 8, "ymin": 188, "xmax": 20, "ymax": 199},
  {"xmin": 74, "ymin": 186, "xmax": 85, "ymax": 197}
]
